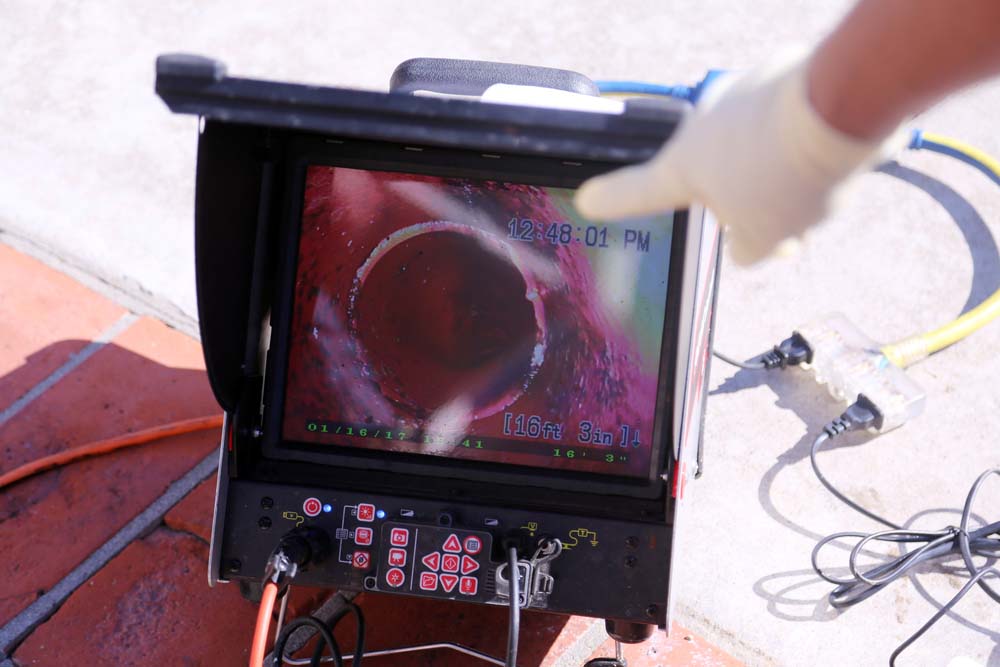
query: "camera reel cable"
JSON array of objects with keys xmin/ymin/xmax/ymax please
[
  {"xmin": 506, "ymin": 545, "xmax": 521, "ymax": 667},
  {"xmin": 0, "ymin": 414, "xmax": 224, "ymax": 491}
]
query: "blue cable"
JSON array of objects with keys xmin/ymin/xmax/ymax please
[
  {"xmin": 602, "ymin": 81, "xmax": 1000, "ymax": 188},
  {"xmin": 909, "ymin": 129, "xmax": 1000, "ymax": 187},
  {"xmin": 596, "ymin": 70, "xmax": 728, "ymax": 104},
  {"xmin": 594, "ymin": 80, "xmax": 694, "ymax": 99}
]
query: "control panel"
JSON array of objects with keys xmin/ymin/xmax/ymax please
[
  {"xmin": 217, "ymin": 480, "xmax": 671, "ymax": 626},
  {"xmin": 377, "ymin": 523, "xmax": 492, "ymax": 600}
]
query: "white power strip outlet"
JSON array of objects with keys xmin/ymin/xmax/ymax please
[{"xmin": 795, "ymin": 313, "xmax": 926, "ymax": 432}]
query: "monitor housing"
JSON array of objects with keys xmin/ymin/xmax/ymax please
[{"xmin": 156, "ymin": 54, "xmax": 722, "ymax": 638}]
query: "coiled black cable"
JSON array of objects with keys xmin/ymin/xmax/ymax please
[
  {"xmin": 811, "ymin": 434, "xmax": 1000, "ymax": 666},
  {"xmin": 272, "ymin": 594, "xmax": 366, "ymax": 667},
  {"xmin": 273, "ymin": 617, "xmax": 342, "ymax": 667}
]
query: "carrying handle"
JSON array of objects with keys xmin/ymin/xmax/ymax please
[{"xmin": 389, "ymin": 58, "xmax": 599, "ymax": 97}]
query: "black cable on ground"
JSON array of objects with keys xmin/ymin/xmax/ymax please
[
  {"xmin": 321, "ymin": 596, "xmax": 365, "ymax": 667},
  {"xmin": 711, "ymin": 350, "xmax": 767, "ymax": 370},
  {"xmin": 713, "ymin": 332, "xmax": 812, "ymax": 371},
  {"xmin": 808, "ymin": 399, "xmax": 1000, "ymax": 665},
  {"xmin": 271, "ymin": 593, "xmax": 365, "ymax": 667},
  {"xmin": 888, "ymin": 567, "xmax": 998, "ymax": 666},
  {"xmin": 273, "ymin": 616, "xmax": 342, "ymax": 667},
  {"xmin": 506, "ymin": 546, "xmax": 520, "ymax": 667},
  {"xmin": 809, "ymin": 398, "xmax": 897, "ymax": 530}
]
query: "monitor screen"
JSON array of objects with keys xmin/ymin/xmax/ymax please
[{"xmin": 282, "ymin": 165, "xmax": 674, "ymax": 478}]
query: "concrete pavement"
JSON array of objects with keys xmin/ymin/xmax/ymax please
[{"xmin": 3, "ymin": 1, "xmax": 1000, "ymax": 664}]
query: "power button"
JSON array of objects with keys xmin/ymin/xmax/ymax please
[{"xmin": 302, "ymin": 497, "xmax": 322, "ymax": 517}]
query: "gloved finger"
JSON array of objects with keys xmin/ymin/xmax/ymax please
[
  {"xmin": 726, "ymin": 227, "xmax": 804, "ymax": 265},
  {"xmin": 773, "ymin": 236, "xmax": 802, "ymax": 258},
  {"xmin": 574, "ymin": 155, "xmax": 693, "ymax": 220},
  {"xmin": 723, "ymin": 224, "xmax": 777, "ymax": 266}
]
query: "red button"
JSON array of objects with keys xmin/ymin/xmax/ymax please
[
  {"xmin": 390, "ymin": 528, "xmax": 409, "ymax": 547},
  {"xmin": 463, "ymin": 536, "xmax": 483, "ymax": 555},
  {"xmin": 459, "ymin": 576, "xmax": 478, "ymax": 596},
  {"xmin": 354, "ymin": 527, "xmax": 373, "ymax": 546},
  {"xmin": 421, "ymin": 552, "xmax": 441, "ymax": 571},
  {"xmin": 439, "ymin": 573, "xmax": 459, "ymax": 593},
  {"xmin": 419, "ymin": 572, "xmax": 438, "ymax": 591},
  {"xmin": 352, "ymin": 551, "xmax": 371, "ymax": 569},
  {"xmin": 443, "ymin": 534, "xmax": 462, "ymax": 553},
  {"xmin": 386, "ymin": 568, "xmax": 405, "ymax": 588},
  {"xmin": 460, "ymin": 555, "xmax": 479, "ymax": 575},
  {"xmin": 441, "ymin": 554, "xmax": 460, "ymax": 573},
  {"xmin": 388, "ymin": 548, "xmax": 407, "ymax": 567},
  {"xmin": 303, "ymin": 497, "xmax": 322, "ymax": 517},
  {"xmin": 357, "ymin": 503, "xmax": 375, "ymax": 522}
]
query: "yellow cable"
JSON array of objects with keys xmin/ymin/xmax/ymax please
[
  {"xmin": 921, "ymin": 132, "xmax": 1000, "ymax": 176},
  {"xmin": 882, "ymin": 133, "xmax": 1000, "ymax": 367}
]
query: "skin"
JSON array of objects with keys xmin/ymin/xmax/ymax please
[{"xmin": 809, "ymin": 0, "xmax": 1000, "ymax": 141}]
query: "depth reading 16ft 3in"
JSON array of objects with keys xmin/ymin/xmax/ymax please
[
  {"xmin": 507, "ymin": 218, "xmax": 651, "ymax": 252},
  {"xmin": 502, "ymin": 412, "xmax": 642, "ymax": 448}
]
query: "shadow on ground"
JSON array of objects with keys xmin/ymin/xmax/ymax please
[
  {"xmin": 1, "ymin": 340, "xmax": 575, "ymax": 666},
  {"xmin": 710, "ymin": 163, "xmax": 1000, "ymax": 656}
]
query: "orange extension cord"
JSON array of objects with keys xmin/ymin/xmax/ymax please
[
  {"xmin": 0, "ymin": 415, "xmax": 224, "ymax": 490},
  {"xmin": 250, "ymin": 581, "xmax": 280, "ymax": 667},
  {"xmin": 0, "ymin": 413, "xmax": 285, "ymax": 666}
]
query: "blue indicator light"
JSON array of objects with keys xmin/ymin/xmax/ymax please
[
  {"xmin": 376, "ymin": 509, "xmax": 386, "ymax": 519},
  {"xmin": 322, "ymin": 504, "xmax": 333, "ymax": 513}
]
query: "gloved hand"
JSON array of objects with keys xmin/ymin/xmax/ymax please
[{"xmin": 575, "ymin": 52, "xmax": 909, "ymax": 264}]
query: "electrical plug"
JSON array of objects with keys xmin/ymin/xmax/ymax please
[{"xmin": 794, "ymin": 313, "xmax": 925, "ymax": 433}]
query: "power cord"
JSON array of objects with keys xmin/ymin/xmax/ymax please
[
  {"xmin": 809, "ymin": 398, "xmax": 1000, "ymax": 666},
  {"xmin": 506, "ymin": 545, "xmax": 521, "ymax": 667},
  {"xmin": 0, "ymin": 414, "xmax": 224, "ymax": 491},
  {"xmin": 274, "ymin": 616, "xmax": 343, "ymax": 667},
  {"xmin": 808, "ymin": 396, "xmax": 892, "ymax": 528},
  {"xmin": 713, "ymin": 332, "xmax": 812, "ymax": 371},
  {"xmin": 711, "ymin": 350, "xmax": 766, "ymax": 370},
  {"xmin": 272, "ymin": 594, "xmax": 366, "ymax": 667}
]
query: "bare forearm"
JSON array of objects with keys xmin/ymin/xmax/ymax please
[{"xmin": 809, "ymin": 0, "xmax": 1000, "ymax": 140}]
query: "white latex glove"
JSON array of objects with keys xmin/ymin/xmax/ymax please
[{"xmin": 575, "ymin": 52, "xmax": 909, "ymax": 264}]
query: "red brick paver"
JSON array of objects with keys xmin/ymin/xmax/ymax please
[
  {"xmin": 1, "ymin": 278, "xmax": 220, "ymax": 625},
  {"xmin": 13, "ymin": 527, "xmax": 259, "ymax": 666},
  {"xmin": 2, "ymin": 242, "xmax": 742, "ymax": 666},
  {"xmin": 164, "ymin": 477, "xmax": 217, "ymax": 543},
  {"xmin": 0, "ymin": 244, "xmax": 125, "ymax": 409}
]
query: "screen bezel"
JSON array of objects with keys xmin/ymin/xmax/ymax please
[{"xmin": 260, "ymin": 134, "xmax": 688, "ymax": 499}]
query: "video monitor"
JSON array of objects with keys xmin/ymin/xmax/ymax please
[{"xmin": 281, "ymin": 165, "xmax": 674, "ymax": 479}]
